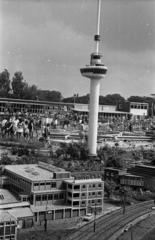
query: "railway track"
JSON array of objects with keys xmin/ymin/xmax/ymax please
[{"xmin": 63, "ymin": 201, "xmax": 154, "ymax": 240}]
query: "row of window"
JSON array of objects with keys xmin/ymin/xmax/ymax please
[
  {"xmin": 34, "ymin": 182, "xmax": 56, "ymax": 188},
  {"xmin": 0, "ymin": 236, "xmax": 14, "ymax": 240},
  {"xmin": 36, "ymin": 193, "xmax": 64, "ymax": 201},
  {"xmin": 6, "ymin": 171, "xmax": 31, "ymax": 186},
  {"xmin": 130, "ymin": 105, "xmax": 147, "ymax": 109},
  {"xmin": 120, "ymin": 180, "xmax": 144, "ymax": 186},
  {"xmin": 67, "ymin": 199, "xmax": 102, "ymax": 206},
  {"xmin": 81, "ymin": 68, "xmax": 107, "ymax": 74},
  {"xmin": 68, "ymin": 191, "xmax": 102, "ymax": 198},
  {"xmin": 68, "ymin": 183, "xmax": 102, "ymax": 190}
]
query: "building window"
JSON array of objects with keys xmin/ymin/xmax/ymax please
[
  {"xmin": 34, "ymin": 183, "xmax": 39, "ymax": 186},
  {"xmin": 98, "ymin": 192, "xmax": 102, "ymax": 196},
  {"xmin": 92, "ymin": 192, "xmax": 95, "ymax": 196},
  {"xmin": 68, "ymin": 192, "xmax": 72, "ymax": 198},
  {"xmin": 73, "ymin": 193, "xmax": 79, "ymax": 198},
  {"xmin": 119, "ymin": 104, "xmax": 122, "ymax": 109},
  {"xmin": 46, "ymin": 182, "xmax": 51, "ymax": 186},
  {"xmin": 82, "ymin": 185, "xmax": 86, "ymax": 189},
  {"xmin": 68, "ymin": 184, "xmax": 72, "ymax": 189},
  {"xmin": 40, "ymin": 182, "xmax": 45, "ymax": 186},
  {"xmin": 89, "ymin": 184, "xmax": 91, "ymax": 188},
  {"xmin": 98, "ymin": 199, "xmax": 101, "ymax": 203},
  {"xmin": 51, "ymin": 182, "xmax": 56, "ymax": 188},
  {"xmin": 67, "ymin": 200, "xmax": 71, "ymax": 205},
  {"xmin": 82, "ymin": 193, "xmax": 85, "ymax": 197},
  {"xmin": 36, "ymin": 195, "xmax": 41, "ymax": 201},
  {"xmin": 54, "ymin": 194, "xmax": 58, "ymax": 200},
  {"xmin": 81, "ymin": 201, "xmax": 85, "ymax": 205},
  {"xmin": 74, "ymin": 185, "xmax": 80, "ymax": 190},
  {"xmin": 48, "ymin": 194, "xmax": 53, "ymax": 200},
  {"xmin": 42, "ymin": 194, "xmax": 47, "ymax": 201},
  {"xmin": 106, "ymin": 172, "xmax": 109, "ymax": 176},
  {"xmin": 39, "ymin": 212, "xmax": 45, "ymax": 215},
  {"xmin": 98, "ymin": 183, "xmax": 101, "ymax": 188},
  {"xmin": 92, "ymin": 184, "xmax": 95, "ymax": 188},
  {"xmin": 60, "ymin": 193, "xmax": 64, "ymax": 199}
]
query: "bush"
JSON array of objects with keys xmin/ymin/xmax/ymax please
[{"xmin": 0, "ymin": 151, "xmax": 13, "ymax": 165}]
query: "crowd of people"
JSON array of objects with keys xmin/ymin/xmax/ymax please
[{"xmin": 0, "ymin": 111, "xmax": 155, "ymax": 144}]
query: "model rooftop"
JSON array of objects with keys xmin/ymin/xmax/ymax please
[{"xmin": 5, "ymin": 162, "xmax": 71, "ymax": 181}]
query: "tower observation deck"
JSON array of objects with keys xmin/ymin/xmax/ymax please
[{"xmin": 80, "ymin": 0, "xmax": 107, "ymax": 156}]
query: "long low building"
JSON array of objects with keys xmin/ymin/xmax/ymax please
[{"xmin": 73, "ymin": 103, "xmax": 131, "ymax": 118}]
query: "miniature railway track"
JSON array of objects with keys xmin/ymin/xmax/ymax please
[{"xmin": 63, "ymin": 201, "xmax": 154, "ymax": 240}]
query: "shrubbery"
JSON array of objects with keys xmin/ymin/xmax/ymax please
[{"xmin": 55, "ymin": 142, "xmax": 89, "ymax": 160}]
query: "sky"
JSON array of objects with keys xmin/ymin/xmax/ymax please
[{"xmin": 0, "ymin": 0, "xmax": 155, "ymax": 99}]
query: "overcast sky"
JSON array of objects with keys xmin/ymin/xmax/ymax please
[{"xmin": 0, "ymin": 0, "xmax": 155, "ymax": 99}]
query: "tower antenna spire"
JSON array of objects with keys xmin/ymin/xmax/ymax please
[{"xmin": 95, "ymin": 0, "xmax": 101, "ymax": 53}]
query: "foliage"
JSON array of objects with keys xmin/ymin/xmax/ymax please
[
  {"xmin": 0, "ymin": 69, "xmax": 11, "ymax": 97},
  {"xmin": 131, "ymin": 191, "xmax": 155, "ymax": 202},
  {"xmin": 37, "ymin": 90, "xmax": 63, "ymax": 102},
  {"xmin": 97, "ymin": 145, "xmax": 124, "ymax": 169},
  {"xmin": 16, "ymin": 155, "xmax": 38, "ymax": 164},
  {"xmin": 0, "ymin": 151, "xmax": 14, "ymax": 165},
  {"xmin": 104, "ymin": 180, "xmax": 117, "ymax": 199},
  {"xmin": 63, "ymin": 93, "xmax": 125, "ymax": 105},
  {"xmin": 12, "ymin": 71, "xmax": 26, "ymax": 99},
  {"xmin": 55, "ymin": 142, "xmax": 89, "ymax": 160},
  {"xmin": 115, "ymin": 186, "xmax": 132, "ymax": 213}
]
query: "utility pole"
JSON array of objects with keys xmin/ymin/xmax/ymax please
[
  {"xmin": 9, "ymin": 219, "xmax": 12, "ymax": 240},
  {"xmin": 131, "ymin": 224, "xmax": 133, "ymax": 240},
  {"xmin": 44, "ymin": 204, "xmax": 47, "ymax": 231},
  {"xmin": 94, "ymin": 204, "xmax": 97, "ymax": 233}
]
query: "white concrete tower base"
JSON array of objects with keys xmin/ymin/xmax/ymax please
[{"xmin": 88, "ymin": 78, "xmax": 100, "ymax": 155}]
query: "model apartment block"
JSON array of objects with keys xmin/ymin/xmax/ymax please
[{"xmin": 3, "ymin": 162, "xmax": 104, "ymax": 221}]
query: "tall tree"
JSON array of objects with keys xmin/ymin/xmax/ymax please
[
  {"xmin": 23, "ymin": 84, "xmax": 38, "ymax": 100},
  {"xmin": 0, "ymin": 69, "xmax": 11, "ymax": 97},
  {"xmin": 12, "ymin": 71, "xmax": 26, "ymax": 99}
]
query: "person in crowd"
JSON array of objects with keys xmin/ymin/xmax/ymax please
[
  {"xmin": 79, "ymin": 121, "xmax": 86, "ymax": 142},
  {"xmin": 5, "ymin": 118, "xmax": 14, "ymax": 140},
  {"xmin": 23, "ymin": 120, "xmax": 29, "ymax": 140},
  {"xmin": 12, "ymin": 116, "xmax": 19, "ymax": 138},
  {"xmin": 1, "ymin": 117, "xmax": 7, "ymax": 136},
  {"xmin": 17, "ymin": 118, "xmax": 24, "ymax": 139},
  {"xmin": 54, "ymin": 118, "xmax": 58, "ymax": 129},
  {"xmin": 28, "ymin": 119, "xmax": 34, "ymax": 142}
]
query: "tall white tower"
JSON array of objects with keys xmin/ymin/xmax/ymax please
[{"xmin": 80, "ymin": 0, "xmax": 107, "ymax": 156}]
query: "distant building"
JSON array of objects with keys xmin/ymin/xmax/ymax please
[
  {"xmin": 2, "ymin": 162, "xmax": 104, "ymax": 222},
  {"xmin": 73, "ymin": 103, "xmax": 131, "ymax": 118},
  {"xmin": 0, "ymin": 189, "xmax": 34, "ymax": 230},
  {"xmin": 105, "ymin": 168, "xmax": 144, "ymax": 190},
  {"xmin": 127, "ymin": 165, "xmax": 155, "ymax": 191},
  {"xmin": 0, "ymin": 211, "xmax": 18, "ymax": 240},
  {"xmin": 117, "ymin": 101, "xmax": 149, "ymax": 119}
]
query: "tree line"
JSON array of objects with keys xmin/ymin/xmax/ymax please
[{"xmin": 0, "ymin": 69, "xmax": 155, "ymax": 107}]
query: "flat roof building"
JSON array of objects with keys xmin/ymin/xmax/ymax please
[{"xmin": 2, "ymin": 162, "xmax": 104, "ymax": 222}]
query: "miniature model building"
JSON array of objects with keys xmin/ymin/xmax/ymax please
[{"xmin": 2, "ymin": 162, "xmax": 104, "ymax": 222}]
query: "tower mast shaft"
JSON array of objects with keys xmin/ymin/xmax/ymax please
[
  {"xmin": 80, "ymin": 0, "xmax": 107, "ymax": 156},
  {"xmin": 96, "ymin": 0, "xmax": 101, "ymax": 53}
]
